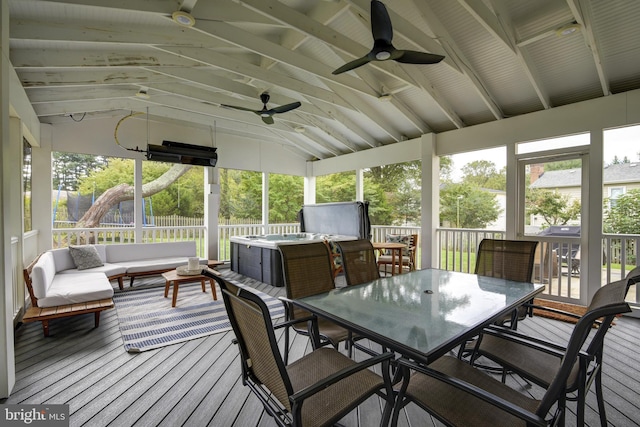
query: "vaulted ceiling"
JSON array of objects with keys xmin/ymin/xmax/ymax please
[{"xmin": 8, "ymin": 0, "xmax": 640, "ymax": 161}]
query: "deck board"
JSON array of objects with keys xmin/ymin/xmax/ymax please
[{"xmin": 2, "ymin": 271, "xmax": 639, "ymax": 427}]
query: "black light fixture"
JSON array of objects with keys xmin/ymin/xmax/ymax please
[{"xmin": 146, "ymin": 140, "xmax": 218, "ymax": 166}]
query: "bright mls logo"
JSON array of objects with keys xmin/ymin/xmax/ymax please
[{"xmin": 3, "ymin": 405, "xmax": 69, "ymax": 426}]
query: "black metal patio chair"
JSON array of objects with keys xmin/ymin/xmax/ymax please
[
  {"xmin": 469, "ymin": 267, "xmax": 640, "ymax": 427},
  {"xmin": 208, "ymin": 271, "xmax": 396, "ymax": 427},
  {"xmin": 278, "ymin": 242, "xmax": 352, "ymax": 362},
  {"xmin": 390, "ymin": 277, "xmax": 631, "ymax": 427}
]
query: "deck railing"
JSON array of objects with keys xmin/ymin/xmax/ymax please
[
  {"xmin": 52, "ymin": 226, "xmax": 208, "ymax": 257},
  {"xmin": 48, "ymin": 224, "xmax": 639, "ymax": 309}
]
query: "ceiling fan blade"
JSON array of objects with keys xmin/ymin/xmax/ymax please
[
  {"xmin": 272, "ymin": 101, "xmax": 301, "ymax": 114},
  {"xmin": 395, "ymin": 50, "xmax": 445, "ymax": 64},
  {"xmin": 261, "ymin": 115, "xmax": 275, "ymax": 125},
  {"xmin": 221, "ymin": 104, "xmax": 259, "ymax": 113},
  {"xmin": 371, "ymin": 0, "xmax": 393, "ymax": 43},
  {"xmin": 332, "ymin": 55, "xmax": 372, "ymax": 75}
]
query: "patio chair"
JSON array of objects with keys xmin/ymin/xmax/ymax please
[
  {"xmin": 390, "ymin": 278, "xmax": 631, "ymax": 427},
  {"xmin": 334, "ymin": 239, "xmax": 382, "ymax": 356},
  {"xmin": 474, "ymin": 238, "xmax": 539, "ymax": 328},
  {"xmin": 457, "ymin": 239, "xmax": 538, "ymax": 360},
  {"xmin": 377, "ymin": 234, "xmax": 417, "ymax": 275},
  {"xmin": 210, "ymin": 272, "xmax": 396, "ymax": 427},
  {"xmin": 335, "ymin": 239, "xmax": 380, "ymax": 287},
  {"xmin": 469, "ymin": 268, "xmax": 640, "ymax": 427},
  {"xmin": 278, "ymin": 242, "xmax": 352, "ymax": 362}
]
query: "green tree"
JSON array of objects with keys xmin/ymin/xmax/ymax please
[
  {"xmin": 526, "ymin": 189, "xmax": 580, "ymax": 226},
  {"xmin": 233, "ymin": 171, "xmax": 263, "ymax": 219},
  {"xmin": 269, "ymin": 174, "xmax": 304, "ymax": 223},
  {"xmin": 53, "ymin": 152, "xmax": 109, "ymax": 191},
  {"xmin": 391, "ymin": 180, "xmax": 421, "ymax": 225},
  {"xmin": 365, "ymin": 160, "xmax": 421, "ymax": 225},
  {"xmin": 544, "ymin": 159, "xmax": 582, "ymax": 171},
  {"xmin": 461, "ymin": 160, "xmax": 506, "ymax": 190},
  {"xmin": 440, "ymin": 183, "xmax": 501, "ymax": 228},
  {"xmin": 604, "ymin": 189, "xmax": 640, "ymax": 233},
  {"xmin": 439, "ymin": 156, "xmax": 453, "ymax": 182},
  {"xmin": 317, "ymin": 172, "xmax": 355, "ymax": 203},
  {"xmin": 363, "ymin": 178, "xmax": 393, "ymax": 225}
]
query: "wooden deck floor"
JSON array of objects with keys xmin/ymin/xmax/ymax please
[{"xmin": 3, "ymin": 269, "xmax": 640, "ymax": 427}]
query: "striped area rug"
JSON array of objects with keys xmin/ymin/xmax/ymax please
[{"xmin": 113, "ymin": 274, "xmax": 284, "ymax": 353}]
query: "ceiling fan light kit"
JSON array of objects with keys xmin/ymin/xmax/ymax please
[
  {"xmin": 172, "ymin": 11, "xmax": 196, "ymax": 27},
  {"xmin": 135, "ymin": 88, "xmax": 150, "ymax": 99},
  {"xmin": 556, "ymin": 23, "xmax": 581, "ymax": 37}
]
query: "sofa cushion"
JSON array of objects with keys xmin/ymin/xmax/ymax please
[
  {"xmin": 37, "ymin": 272, "xmax": 114, "ymax": 308},
  {"xmin": 57, "ymin": 263, "xmax": 127, "ymax": 278},
  {"xmin": 385, "ymin": 234, "xmax": 411, "ymax": 256},
  {"xmin": 69, "ymin": 245, "xmax": 104, "ymax": 270},
  {"xmin": 31, "ymin": 252, "xmax": 57, "ymax": 299},
  {"xmin": 105, "ymin": 241, "xmax": 196, "ymax": 263},
  {"xmin": 50, "ymin": 245, "xmax": 107, "ymax": 273}
]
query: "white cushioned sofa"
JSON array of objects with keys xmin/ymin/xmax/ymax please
[{"xmin": 23, "ymin": 241, "xmax": 207, "ymax": 336}]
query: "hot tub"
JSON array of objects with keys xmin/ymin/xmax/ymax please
[{"xmin": 230, "ymin": 233, "xmax": 356, "ymax": 286}]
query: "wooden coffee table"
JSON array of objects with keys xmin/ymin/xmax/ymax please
[{"xmin": 162, "ymin": 268, "xmax": 218, "ymax": 307}]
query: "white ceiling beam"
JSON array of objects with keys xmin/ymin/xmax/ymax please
[
  {"xmin": 324, "ymin": 81, "xmax": 402, "ymax": 142},
  {"xmin": 23, "ymin": 0, "xmax": 275, "ymax": 24},
  {"xmin": 469, "ymin": 0, "xmax": 550, "ymax": 109},
  {"xmin": 16, "ymin": 68, "xmax": 176, "ymax": 88},
  {"xmin": 10, "ymin": 48, "xmax": 200, "ymax": 69},
  {"xmin": 154, "ymin": 46, "xmax": 357, "ymax": 111},
  {"xmin": 193, "ymin": 20, "xmax": 379, "ymax": 98},
  {"xmin": 407, "ymin": 0, "xmax": 504, "ymax": 120},
  {"xmin": 456, "ymin": 0, "xmax": 515, "ymax": 52},
  {"xmin": 566, "ymin": 0, "xmax": 610, "ymax": 96}
]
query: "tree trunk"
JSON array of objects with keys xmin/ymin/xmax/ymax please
[{"xmin": 76, "ymin": 164, "xmax": 192, "ymax": 230}]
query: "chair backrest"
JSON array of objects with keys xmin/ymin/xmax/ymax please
[
  {"xmin": 279, "ymin": 242, "xmax": 336, "ymax": 320},
  {"xmin": 537, "ymin": 279, "xmax": 631, "ymax": 418},
  {"xmin": 336, "ymin": 239, "xmax": 380, "ymax": 286},
  {"xmin": 210, "ymin": 273, "xmax": 294, "ymax": 412},
  {"xmin": 474, "ymin": 239, "xmax": 538, "ymax": 282}
]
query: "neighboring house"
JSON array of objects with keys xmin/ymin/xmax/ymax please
[{"xmin": 529, "ymin": 162, "xmax": 640, "ymax": 226}]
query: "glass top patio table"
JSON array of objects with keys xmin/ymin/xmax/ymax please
[{"xmin": 294, "ymin": 268, "xmax": 545, "ymax": 364}]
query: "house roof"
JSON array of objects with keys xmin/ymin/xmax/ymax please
[
  {"xmin": 8, "ymin": 0, "xmax": 640, "ymax": 161},
  {"xmin": 530, "ymin": 162, "xmax": 640, "ymax": 188}
]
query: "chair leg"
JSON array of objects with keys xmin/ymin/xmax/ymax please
[
  {"xmin": 284, "ymin": 326, "xmax": 290, "ymax": 365},
  {"xmin": 595, "ymin": 367, "xmax": 607, "ymax": 427}
]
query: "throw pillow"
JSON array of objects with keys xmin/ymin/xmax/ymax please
[
  {"xmin": 69, "ymin": 245, "xmax": 104, "ymax": 270},
  {"xmin": 385, "ymin": 234, "xmax": 410, "ymax": 256}
]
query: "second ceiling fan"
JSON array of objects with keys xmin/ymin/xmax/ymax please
[
  {"xmin": 332, "ymin": 0, "xmax": 445, "ymax": 75},
  {"xmin": 221, "ymin": 93, "xmax": 301, "ymax": 125}
]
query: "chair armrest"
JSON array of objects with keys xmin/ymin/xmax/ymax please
[
  {"xmin": 273, "ymin": 315, "xmax": 316, "ymax": 331},
  {"xmin": 523, "ymin": 303, "xmax": 602, "ymax": 326},
  {"xmin": 290, "ymin": 352, "xmax": 395, "ymax": 403},
  {"xmin": 480, "ymin": 325, "xmax": 567, "ymax": 359},
  {"xmin": 524, "ymin": 303, "xmax": 582, "ymax": 320},
  {"xmin": 398, "ymin": 358, "xmax": 547, "ymax": 427}
]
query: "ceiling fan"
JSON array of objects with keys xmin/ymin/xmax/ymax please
[
  {"xmin": 332, "ymin": 0, "xmax": 445, "ymax": 75},
  {"xmin": 221, "ymin": 93, "xmax": 301, "ymax": 125}
]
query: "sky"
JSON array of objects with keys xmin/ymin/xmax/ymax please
[{"xmin": 448, "ymin": 124, "xmax": 640, "ymax": 181}]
